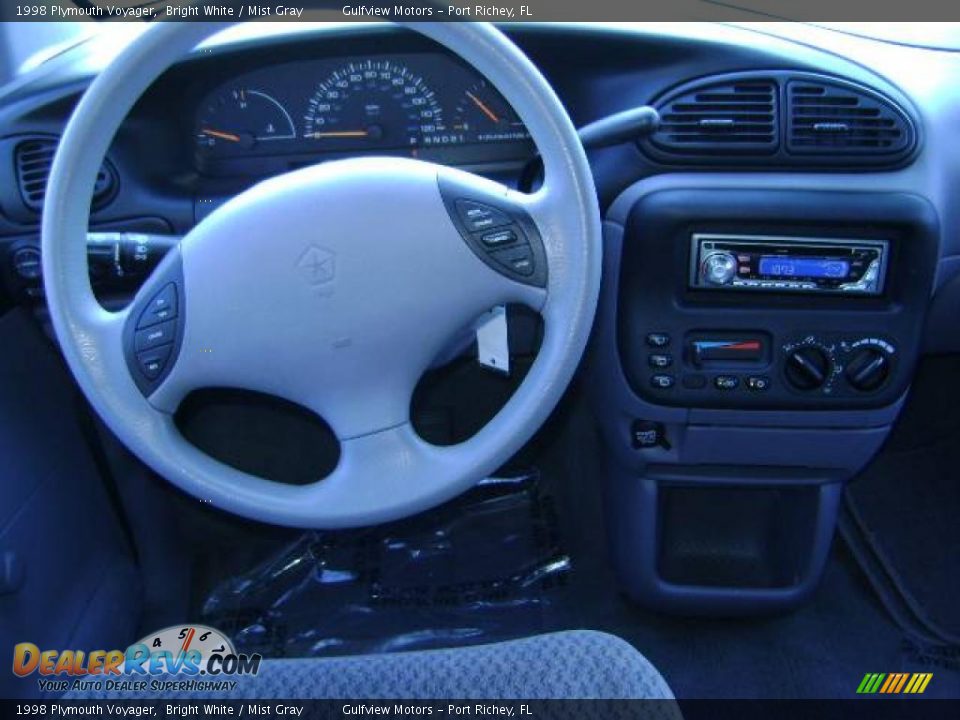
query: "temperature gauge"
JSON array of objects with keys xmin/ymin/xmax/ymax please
[{"xmin": 452, "ymin": 80, "xmax": 530, "ymax": 144}]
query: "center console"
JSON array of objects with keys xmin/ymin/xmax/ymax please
[{"xmin": 593, "ymin": 185, "xmax": 938, "ymax": 614}]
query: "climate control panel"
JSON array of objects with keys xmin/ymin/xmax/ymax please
[
  {"xmin": 781, "ymin": 335, "xmax": 895, "ymax": 396},
  {"xmin": 635, "ymin": 329, "xmax": 898, "ymax": 408}
]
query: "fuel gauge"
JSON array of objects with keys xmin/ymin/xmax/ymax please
[
  {"xmin": 452, "ymin": 80, "xmax": 529, "ymax": 144},
  {"xmin": 195, "ymin": 88, "xmax": 296, "ymax": 156}
]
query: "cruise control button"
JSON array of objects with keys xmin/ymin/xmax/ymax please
[
  {"xmin": 137, "ymin": 344, "xmax": 172, "ymax": 380},
  {"xmin": 137, "ymin": 283, "xmax": 178, "ymax": 329},
  {"xmin": 455, "ymin": 200, "xmax": 511, "ymax": 232},
  {"xmin": 648, "ymin": 354, "xmax": 672, "ymax": 368},
  {"xmin": 714, "ymin": 375, "xmax": 740, "ymax": 390},
  {"xmin": 491, "ymin": 245, "xmax": 535, "ymax": 277},
  {"xmin": 135, "ymin": 320, "xmax": 176, "ymax": 352},
  {"xmin": 480, "ymin": 228, "xmax": 518, "ymax": 248},
  {"xmin": 646, "ymin": 333, "xmax": 670, "ymax": 348},
  {"xmin": 746, "ymin": 376, "xmax": 771, "ymax": 392},
  {"xmin": 650, "ymin": 374, "xmax": 675, "ymax": 389}
]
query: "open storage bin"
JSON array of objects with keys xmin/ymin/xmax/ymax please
[
  {"xmin": 657, "ymin": 484, "xmax": 820, "ymax": 589},
  {"xmin": 606, "ymin": 467, "xmax": 843, "ymax": 614}
]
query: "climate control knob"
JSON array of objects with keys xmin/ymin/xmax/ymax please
[
  {"xmin": 701, "ymin": 252, "xmax": 738, "ymax": 285},
  {"xmin": 785, "ymin": 346, "xmax": 831, "ymax": 391},
  {"xmin": 845, "ymin": 347, "xmax": 891, "ymax": 392}
]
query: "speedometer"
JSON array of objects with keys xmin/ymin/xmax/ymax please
[{"xmin": 303, "ymin": 60, "xmax": 448, "ymax": 151}]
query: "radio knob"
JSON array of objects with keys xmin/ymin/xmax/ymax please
[
  {"xmin": 702, "ymin": 252, "xmax": 738, "ymax": 285},
  {"xmin": 845, "ymin": 347, "xmax": 891, "ymax": 392},
  {"xmin": 785, "ymin": 346, "xmax": 831, "ymax": 391}
]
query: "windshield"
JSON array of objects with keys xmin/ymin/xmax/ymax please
[{"xmin": 811, "ymin": 22, "xmax": 960, "ymax": 50}]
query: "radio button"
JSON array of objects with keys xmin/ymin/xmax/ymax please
[
  {"xmin": 714, "ymin": 375, "xmax": 740, "ymax": 391},
  {"xmin": 650, "ymin": 374, "xmax": 676, "ymax": 390},
  {"xmin": 702, "ymin": 252, "xmax": 737, "ymax": 285},
  {"xmin": 645, "ymin": 332, "xmax": 670, "ymax": 348}
]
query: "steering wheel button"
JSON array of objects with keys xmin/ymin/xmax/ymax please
[
  {"xmin": 491, "ymin": 245, "xmax": 535, "ymax": 276},
  {"xmin": 455, "ymin": 199, "xmax": 511, "ymax": 232},
  {"xmin": 137, "ymin": 283, "xmax": 178, "ymax": 329},
  {"xmin": 135, "ymin": 320, "xmax": 177, "ymax": 351},
  {"xmin": 480, "ymin": 228, "xmax": 518, "ymax": 248},
  {"xmin": 137, "ymin": 345, "xmax": 172, "ymax": 380}
]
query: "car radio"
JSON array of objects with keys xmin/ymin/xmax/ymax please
[{"xmin": 689, "ymin": 234, "xmax": 889, "ymax": 295}]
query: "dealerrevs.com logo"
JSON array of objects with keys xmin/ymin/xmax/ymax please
[{"xmin": 12, "ymin": 625, "xmax": 261, "ymax": 694}]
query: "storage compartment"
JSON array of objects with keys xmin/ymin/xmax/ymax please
[
  {"xmin": 604, "ymin": 464, "xmax": 843, "ymax": 613},
  {"xmin": 657, "ymin": 484, "xmax": 819, "ymax": 588}
]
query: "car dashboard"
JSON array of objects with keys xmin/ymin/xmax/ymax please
[{"xmin": 1, "ymin": 21, "xmax": 959, "ymax": 617}]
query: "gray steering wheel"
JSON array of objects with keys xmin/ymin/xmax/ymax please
[{"xmin": 41, "ymin": 22, "xmax": 601, "ymax": 528}]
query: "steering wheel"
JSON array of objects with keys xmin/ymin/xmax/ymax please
[{"xmin": 41, "ymin": 22, "xmax": 601, "ymax": 528}]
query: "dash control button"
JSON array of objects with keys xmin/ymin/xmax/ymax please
[
  {"xmin": 137, "ymin": 344, "xmax": 172, "ymax": 380},
  {"xmin": 455, "ymin": 200, "xmax": 511, "ymax": 232},
  {"xmin": 135, "ymin": 320, "xmax": 176, "ymax": 352},
  {"xmin": 650, "ymin": 374, "xmax": 675, "ymax": 389},
  {"xmin": 646, "ymin": 333, "xmax": 670, "ymax": 348},
  {"xmin": 714, "ymin": 375, "xmax": 740, "ymax": 390},
  {"xmin": 648, "ymin": 354, "xmax": 672, "ymax": 368},
  {"xmin": 746, "ymin": 376, "xmax": 771, "ymax": 392},
  {"xmin": 631, "ymin": 420, "xmax": 671, "ymax": 450},
  {"xmin": 682, "ymin": 374, "xmax": 707, "ymax": 389},
  {"xmin": 137, "ymin": 283, "xmax": 178, "ymax": 329}
]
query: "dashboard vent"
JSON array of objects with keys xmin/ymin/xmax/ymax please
[
  {"xmin": 652, "ymin": 79, "xmax": 778, "ymax": 155},
  {"xmin": 14, "ymin": 137, "xmax": 117, "ymax": 214},
  {"xmin": 786, "ymin": 80, "xmax": 913, "ymax": 155}
]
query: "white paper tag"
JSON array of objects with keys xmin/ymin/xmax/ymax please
[{"xmin": 476, "ymin": 305, "xmax": 510, "ymax": 375}]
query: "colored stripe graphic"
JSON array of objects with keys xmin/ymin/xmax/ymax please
[{"xmin": 857, "ymin": 672, "xmax": 932, "ymax": 694}]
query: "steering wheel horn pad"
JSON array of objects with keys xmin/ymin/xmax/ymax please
[
  {"xmin": 42, "ymin": 23, "xmax": 601, "ymax": 528},
  {"xmin": 140, "ymin": 158, "xmax": 546, "ymax": 439}
]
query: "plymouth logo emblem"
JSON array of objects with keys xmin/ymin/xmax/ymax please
[{"xmin": 296, "ymin": 245, "xmax": 336, "ymax": 285}]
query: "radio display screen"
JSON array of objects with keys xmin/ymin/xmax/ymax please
[{"xmin": 758, "ymin": 256, "xmax": 850, "ymax": 279}]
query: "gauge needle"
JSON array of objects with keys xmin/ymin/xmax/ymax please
[
  {"xmin": 309, "ymin": 130, "xmax": 370, "ymax": 138},
  {"xmin": 466, "ymin": 91, "xmax": 500, "ymax": 124},
  {"xmin": 201, "ymin": 128, "xmax": 241, "ymax": 142}
]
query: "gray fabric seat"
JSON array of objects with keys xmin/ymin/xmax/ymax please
[{"xmin": 71, "ymin": 631, "xmax": 674, "ymax": 700}]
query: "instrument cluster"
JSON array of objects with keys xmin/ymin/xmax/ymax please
[{"xmin": 192, "ymin": 53, "xmax": 533, "ymax": 175}]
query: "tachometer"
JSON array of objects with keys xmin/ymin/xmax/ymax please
[
  {"xmin": 452, "ymin": 80, "xmax": 529, "ymax": 144},
  {"xmin": 195, "ymin": 88, "xmax": 296, "ymax": 156},
  {"xmin": 303, "ymin": 60, "xmax": 447, "ymax": 151}
]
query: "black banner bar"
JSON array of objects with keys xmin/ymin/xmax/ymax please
[
  {"xmin": 4, "ymin": 0, "xmax": 960, "ymax": 22},
  {"xmin": 3, "ymin": 700, "xmax": 960, "ymax": 720}
]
